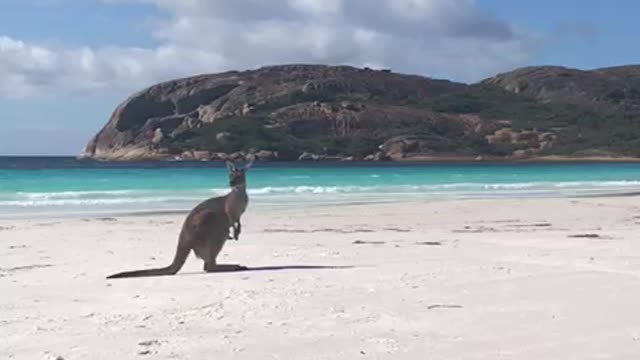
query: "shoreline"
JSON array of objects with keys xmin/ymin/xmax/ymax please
[
  {"xmin": 4, "ymin": 156, "xmax": 640, "ymax": 171},
  {"xmin": 3, "ymin": 191, "xmax": 640, "ymax": 221},
  {"xmin": 396, "ymin": 155, "xmax": 640, "ymax": 163},
  {"xmin": 71, "ymin": 154, "xmax": 640, "ymax": 164}
]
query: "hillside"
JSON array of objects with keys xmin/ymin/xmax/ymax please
[{"xmin": 80, "ymin": 64, "xmax": 640, "ymax": 161}]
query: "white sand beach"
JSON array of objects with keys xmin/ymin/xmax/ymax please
[{"xmin": 2, "ymin": 197, "xmax": 640, "ymax": 359}]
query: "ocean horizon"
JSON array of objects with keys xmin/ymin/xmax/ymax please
[{"xmin": 2, "ymin": 156, "xmax": 640, "ymax": 219}]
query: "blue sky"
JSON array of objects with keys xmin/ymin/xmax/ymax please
[{"xmin": 0, "ymin": 0, "xmax": 637, "ymax": 155}]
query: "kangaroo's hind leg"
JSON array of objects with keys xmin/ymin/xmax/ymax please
[{"xmin": 203, "ymin": 218, "xmax": 247, "ymax": 272}]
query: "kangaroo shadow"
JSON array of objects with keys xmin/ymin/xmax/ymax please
[
  {"xmin": 241, "ymin": 265, "xmax": 354, "ymax": 272},
  {"xmin": 182, "ymin": 264, "xmax": 354, "ymax": 276}
]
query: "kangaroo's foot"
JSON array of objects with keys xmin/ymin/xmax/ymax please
[{"xmin": 203, "ymin": 263, "xmax": 247, "ymax": 272}]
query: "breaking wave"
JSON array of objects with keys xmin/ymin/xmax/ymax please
[{"xmin": 3, "ymin": 180, "xmax": 640, "ymax": 209}]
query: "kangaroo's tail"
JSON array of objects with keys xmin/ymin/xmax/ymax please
[{"xmin": 106, "ymin": 240, "xmax": 190, "ymax": 279}]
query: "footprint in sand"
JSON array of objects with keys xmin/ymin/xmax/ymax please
[
  {"xmin": 568, "ymin": 233, "xmax": 603, "ymax": 238},
  {"xmin": 137, "ymin": 340, "xmax": 162, "ymax": 356},
  {"xmin": 0, "ymin": 264, "xmax": 54, "ymax": 276},
  {"xmin": 415, "ymin": 241, "xmax": 442, "ymax": 246},
  {"xmin": 427, "ymin": 304, "xmax": 463, "ymax": 310},
  {"xmin": 8, "ymin": 244, "xmax": 28, "ymax": 249}
]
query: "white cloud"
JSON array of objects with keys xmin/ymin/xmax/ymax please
[
  {"xmin": 0, "ymin": 35, "xmax": 227, "ymax": 98},
  {"xmin": 0, "ymin": 0, "xmax": 536, "ymax": 99}
]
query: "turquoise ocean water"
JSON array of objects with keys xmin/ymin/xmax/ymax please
[{"xmin": 2, "ymin": 157, "xmax": 640, "ymax": 218}]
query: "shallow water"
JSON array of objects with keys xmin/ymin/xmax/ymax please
[{"xmin": 2, "ymin": 157, "xmax": 640, "ymax": 218}]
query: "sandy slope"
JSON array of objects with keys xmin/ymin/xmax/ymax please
[{"xmin": 2, "ymin": 197, "xmax": 640, "ymax": 359}]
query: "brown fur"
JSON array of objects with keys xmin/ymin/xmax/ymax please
[{"xmin": 106, "ymin": 157, "xmax": 254, "ymax": 279}]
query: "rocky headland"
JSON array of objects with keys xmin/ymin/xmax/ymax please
[{"xmin": 80, "ymin": 64, "xmax": 640, "ymax": 162}]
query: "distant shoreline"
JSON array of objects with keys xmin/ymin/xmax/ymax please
[
  {"xmin": 77, "ymin": 155, "xmax": 640, "ymax": 164},
  {"xmin": 5, "ymin": 154, "xmax": 640, "ymax": 165},
  {"xmin": 395, "ymin": 155, "xmax": 640, "ymax": 163}
]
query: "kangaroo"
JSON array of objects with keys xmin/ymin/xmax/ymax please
[{"xmin": 106, "ymin": 157, "xmax": 254, "ymax": 279}]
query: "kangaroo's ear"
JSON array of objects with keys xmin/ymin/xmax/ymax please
[
  {"xmin": 225, "ymin": 160, "xmax": 235, "ymax": 172},
  {"xmin": 243, "ymin": 154, "xmax": 255, "ymax": 170}
]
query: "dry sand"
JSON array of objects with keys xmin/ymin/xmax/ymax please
[{"xmin": 2, "ymin": 197, "xmax": 640, "ymax": 359}]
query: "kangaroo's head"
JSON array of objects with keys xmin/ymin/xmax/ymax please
[{"xmin": 225, "ymin": 156, "xmax": 254, "ymax": 188}]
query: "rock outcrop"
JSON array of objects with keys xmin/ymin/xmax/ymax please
[
  {"xmin": 80, "ymin": 63, "xmax": 640, "ymax": 161},
  {"xmin": 79, "ymin": 64, "xmax": 474, "ymax": 161}
]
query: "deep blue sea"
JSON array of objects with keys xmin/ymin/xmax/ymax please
[{"xmin": 2, "ymin": 157, "xmax": 640, "ymax": 218}]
